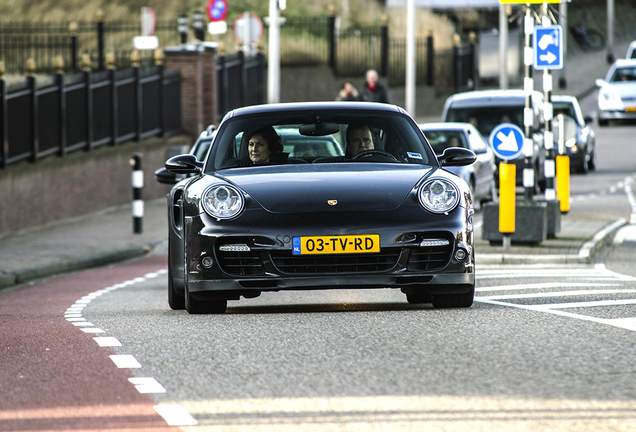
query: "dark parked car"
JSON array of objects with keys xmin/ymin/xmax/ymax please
[
  {"xmin": 420, "ymin": 122, "xmax": 497, "ymax": 207},
  {"xmin": 158, "ymin": 102, "xmax": 476, "ymax": 314},
  {"xmin": 551, "ymin": 95, "xmax": 596, "ymax": 173},
  {"xmin": 441, "ymin": 89, "xmax": 547, "ymax": 192}
]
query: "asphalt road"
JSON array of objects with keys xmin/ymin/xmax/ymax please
[{"xmin": 3, "ymin": 93, "xmax": 636, "ymax": 431}]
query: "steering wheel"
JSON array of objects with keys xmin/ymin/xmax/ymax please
[{"xmin": 351, "ymin": 150, "xmax": 399, "ymax": 162}]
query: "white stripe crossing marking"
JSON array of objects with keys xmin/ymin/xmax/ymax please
[
  {"xmin": 478, "ymin": 288, "xmax": 636, "ymax": 301},
  {"xmin": 475, "ymin": 262, "xmax": 636, "ymax": 331},
  {"xmin": 128, "ymin": 377, "xmax": 167, "ymax": 394},
  {"xmin": 154, "ymin": 405, "xmax": 198, "ymax": 426},
  {"xmin": 110, "ymin": 354, "xmax": 142, "ymax": 369},
  {"xmin": 93, "ymin": 337, "xmax": 122, "ymax": 347},
  {"xmin": 476, "ymin": 282, "xmax": 619, "ymax": 292}
]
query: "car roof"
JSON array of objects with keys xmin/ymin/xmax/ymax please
[
  {"xmin": 419, "ymin": 122, "xmax": 471, "ymax": 131},
  {"xmin": 611, "ymin": 59, "xmax": 636, "ymax": 68},
  {"xmin": 551, "ymin": 95, "xmax": 576, "ymax": 102},
  {"xmin": 443, "ymin": 89, "xmax": 543, "ymax": 108},
  {"xmin": 224, "ymin": 101, "xmax": 406, "ymax": 119}
]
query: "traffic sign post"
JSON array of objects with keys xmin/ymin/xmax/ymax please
[
  {"xmin": 534, "ymin": 25, "xmax": 563, "ymax": 70},
  {"xmin": 489, "ymin": 123, "xmax": 525, "ymax": 246},
  {"xmin": 207, "ymin": 0, "xmax": 228, "ymax": 22},
  {"xmin": 489, "ymin": 123, "xmax": 525, "ymax": 161}
]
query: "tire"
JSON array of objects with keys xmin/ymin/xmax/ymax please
[
  {"xmin": 577, "ymin": 153, "xmax": 589, "ymax": 174},
  {"xmin": 185, "ymin": 285, "xmax": 227, "ymax": 314},
  {"xmin": 168, "ymin": 265, "xmax": 185, "ymax": 310},
  {"xmin": 598, "ymin": 118, "xmax": 609, "ymax": 127},
  {"xmin": 588, "ymin": 150, "xmax": 597, "ymax": 171},
  {"xmin": 406, "ymin": 292, "xmax": 433, "ymax": 304},
  {"xmin": 431, "ymin": 285, "xmax": 475, "ymax": 308},
  {"xmin": 167, "ymin": 235, "xmax": 186, "ymax": 310}
]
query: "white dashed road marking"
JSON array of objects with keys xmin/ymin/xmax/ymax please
[{"xmin": 65, "ymin": 268, "xmax": 197, "ymax": 426}]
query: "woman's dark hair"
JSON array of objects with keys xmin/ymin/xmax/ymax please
[{"xmin": 246, "ymin": 126, "xmax": 283, "ymax": 154}]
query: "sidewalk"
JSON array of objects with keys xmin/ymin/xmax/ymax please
[{"xmin": 0, "ymin": 42, "xmax": 632, "ymax": 290}]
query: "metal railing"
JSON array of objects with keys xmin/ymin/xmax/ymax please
[{"xmin": 0, "ymin": 64, "xmax": 181, "ymax": 169}]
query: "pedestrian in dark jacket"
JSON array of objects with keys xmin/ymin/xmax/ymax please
[{"xmin": 360, "ymin": 69, "xmax": 390, "ymax": 103}]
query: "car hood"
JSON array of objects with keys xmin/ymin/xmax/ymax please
[
  {"xmin": 215, "ymin": 165, "xmax": 434, "ymax": 213},
  {"xmin": 608, "ymin": 82, "xmax": 636, "ymax": 99}
]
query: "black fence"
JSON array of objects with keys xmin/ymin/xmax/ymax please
[
  {"xmin": 0, "ymin": 65, "xmax": 181, "ymax": 169},
  {"xmin": 1, "ymin": 16, "xmax": 475, "ymax": 94},
  {"xmin": 217, "ymin": 51, "xmax": 266, "ymax": 120}
]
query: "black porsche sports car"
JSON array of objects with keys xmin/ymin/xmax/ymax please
[{"xmin": 158, "ymin": 102, "xmax": 477, "ymax": 314}]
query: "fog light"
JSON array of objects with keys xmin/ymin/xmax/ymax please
[
  {"xmin": 219, "ymin": 244, "xmax": 251, "ymax": 252},
  {"xmin": 454, "ymin": 249, "xmax": 467, "ymax": 261},
  {"xmin": 419, "ymin": 239, "xmax": 450, "ymax": 247},
  {"xmin": 201, "ymin": 256, "xmax": 214, "ymax": 268}
]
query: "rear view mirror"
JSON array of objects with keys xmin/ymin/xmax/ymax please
[
  {"xmin": 299, "ymin": 122, "xmax": 340, "ymax": 136},
  {"xmin": 438, "ymin": 147, "xmax": 476, "ymax": 167},
  {"xmin": 165, "ymin": 154, "xmax": 203, "ymax": 174}
]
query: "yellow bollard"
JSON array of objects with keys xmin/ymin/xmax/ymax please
[
  {"xmin": 556, "ymin": 155, "xmax": 570, "ymax": 213},
  {"xmin": 499, "ymin": 163, "xmax": 516, "ymax": 233}
]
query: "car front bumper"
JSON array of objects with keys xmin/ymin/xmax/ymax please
[{"xmin": 180, "ymin": 209, "xmax": 475, "ymax": 300}]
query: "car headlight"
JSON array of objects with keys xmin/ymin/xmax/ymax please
[
  {"xmin": 202, "ymin": 185, "xmax": 244, "ymax": 219},
  {"xmin": 598, "ymin": 88, "xmax": 623, "ymax": 110},
  {"xmin": 418, "ymin": 178, "xmax": 460, "ymax": 214}
]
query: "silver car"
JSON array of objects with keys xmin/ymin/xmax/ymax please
[
  {"xmin": 551, "ymin": 95, "xmax": 597, "ymax": 173},
  {"xmin": 596, "ymin": 59, "xmax": 636, "ymax": 126},
  {"xmin": 420, "ymin": 122, "xmax": 497, "ymax": 208}
]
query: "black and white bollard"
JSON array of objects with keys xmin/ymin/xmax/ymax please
[{"xmin": 130, "ymin": 153, "xmax": 144, "ymax": 234}]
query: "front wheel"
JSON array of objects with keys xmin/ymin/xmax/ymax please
[{"xmin": 431, "ymin": 285, "xmax": 475, "ymax": 308}]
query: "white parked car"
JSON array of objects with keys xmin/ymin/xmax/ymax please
[
  {"xmin": 626, "ymin": 40, "xmax": 636, "ymax": 59},
  {"xmin": 595, "ymin": 59, "xmax": 636, "ymax": 126}
]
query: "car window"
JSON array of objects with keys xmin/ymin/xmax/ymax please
[
  {"xmin": 610, "ymin": 66, "xmax": 636, "ymax": 82},
  {"xmin": 467, "ymin": 129, "xmax": 488, "ymax": 154},
  {"xmin": 445, "ymin": 106, "xmax": 524, "ymax": 137},
  {"xmin": 421, "ymin": 130, "xmax": 467, "ymax": 154},
  {"xmin": 207, "ymin": 111, "xmax": 434, "ymax": 171}
]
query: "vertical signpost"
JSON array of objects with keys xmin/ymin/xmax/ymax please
[{"xmin": 490, "ymin": 123, "xmax": 525, "ymax": 250}]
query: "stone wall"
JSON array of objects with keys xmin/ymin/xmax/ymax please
[{"xmin": 0, "ymin": 135, "xmax": 190, "ymax": 237}]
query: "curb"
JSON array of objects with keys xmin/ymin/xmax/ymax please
[
  {"xmin": 476, "ymin": 218, "xmax": 627, "ymax": 265},
  {"xmin": 0, "ymin": 241, "xmax": 163, "ymax": 291}
]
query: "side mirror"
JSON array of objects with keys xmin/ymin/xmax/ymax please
[
  {"xmin": 165, "ymin": 154, "xmax": 203, "ymax": 175},
  {"xmin": 438, "ymin": 147, "xmax": 476, "ymax": 167},
  {"xmin": 154, "ymin": 167, "xmax": 178, "ymax": 185},
  {"xmin": 595, "ymin": 78, "xmax": 606, "ymax": 87},
  {"xmin": 583, "ymin": 115, "xmax": 593, "ymax": 124}
]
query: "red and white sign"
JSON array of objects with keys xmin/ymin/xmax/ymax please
[
  {"xmin": 207, "ymin": 0, "xmax": 229, "ymax": 22},
  {"xmin": 233, "ymin": 13, "xmax": 263, "ymax": 45},
  {"xmin": 140, "ymin": 7, "xmax": 156, "ymax": 36}
]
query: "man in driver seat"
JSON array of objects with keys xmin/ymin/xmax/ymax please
[{"xmin": 345, "ymin": 123, "xmax": 375, "ymax": 158}]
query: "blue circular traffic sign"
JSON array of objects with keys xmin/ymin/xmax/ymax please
[
  {"xmin": 207, "ymin": 0, "xmax": 228, "ymax": 22},
  {"xmin": 489, "ymin": 123, "xmax": 525, "ymax": 161}
]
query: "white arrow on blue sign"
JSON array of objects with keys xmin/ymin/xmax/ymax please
[
  {"xmin": 489, "ymin": 123, "xmax": 525, "ymax": 161},
  {"xmin": 534, "ymin": 24, "xmax": 564, "ymax": 70}
]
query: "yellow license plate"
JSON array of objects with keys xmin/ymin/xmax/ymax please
[
  {"xmin": 292, "ymin": 235, "xmax": 380, "ymax": 255},
  {"xmin": 626, "ymin": 107, "xmax": 636, "ymax": 113}
]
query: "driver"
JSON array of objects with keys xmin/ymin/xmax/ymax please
[{"xmin": 345, "ymin": 123, "xmax": 374, "ymax": 158}]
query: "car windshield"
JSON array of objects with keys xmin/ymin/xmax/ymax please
[
  {"xmin": 610, "ymin": 66, "xmax": 636, "ymax": 82},
  {"xmin": 445, "ymin": 107, "xmax": 524, "ymax": 137},
  {"xmin": 206, "ymin": 110, "xmax": 435, "ymax": 171},
  {"xmin": 421, "ymin": 130, "xmax": 468, "ymax": 154}
]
